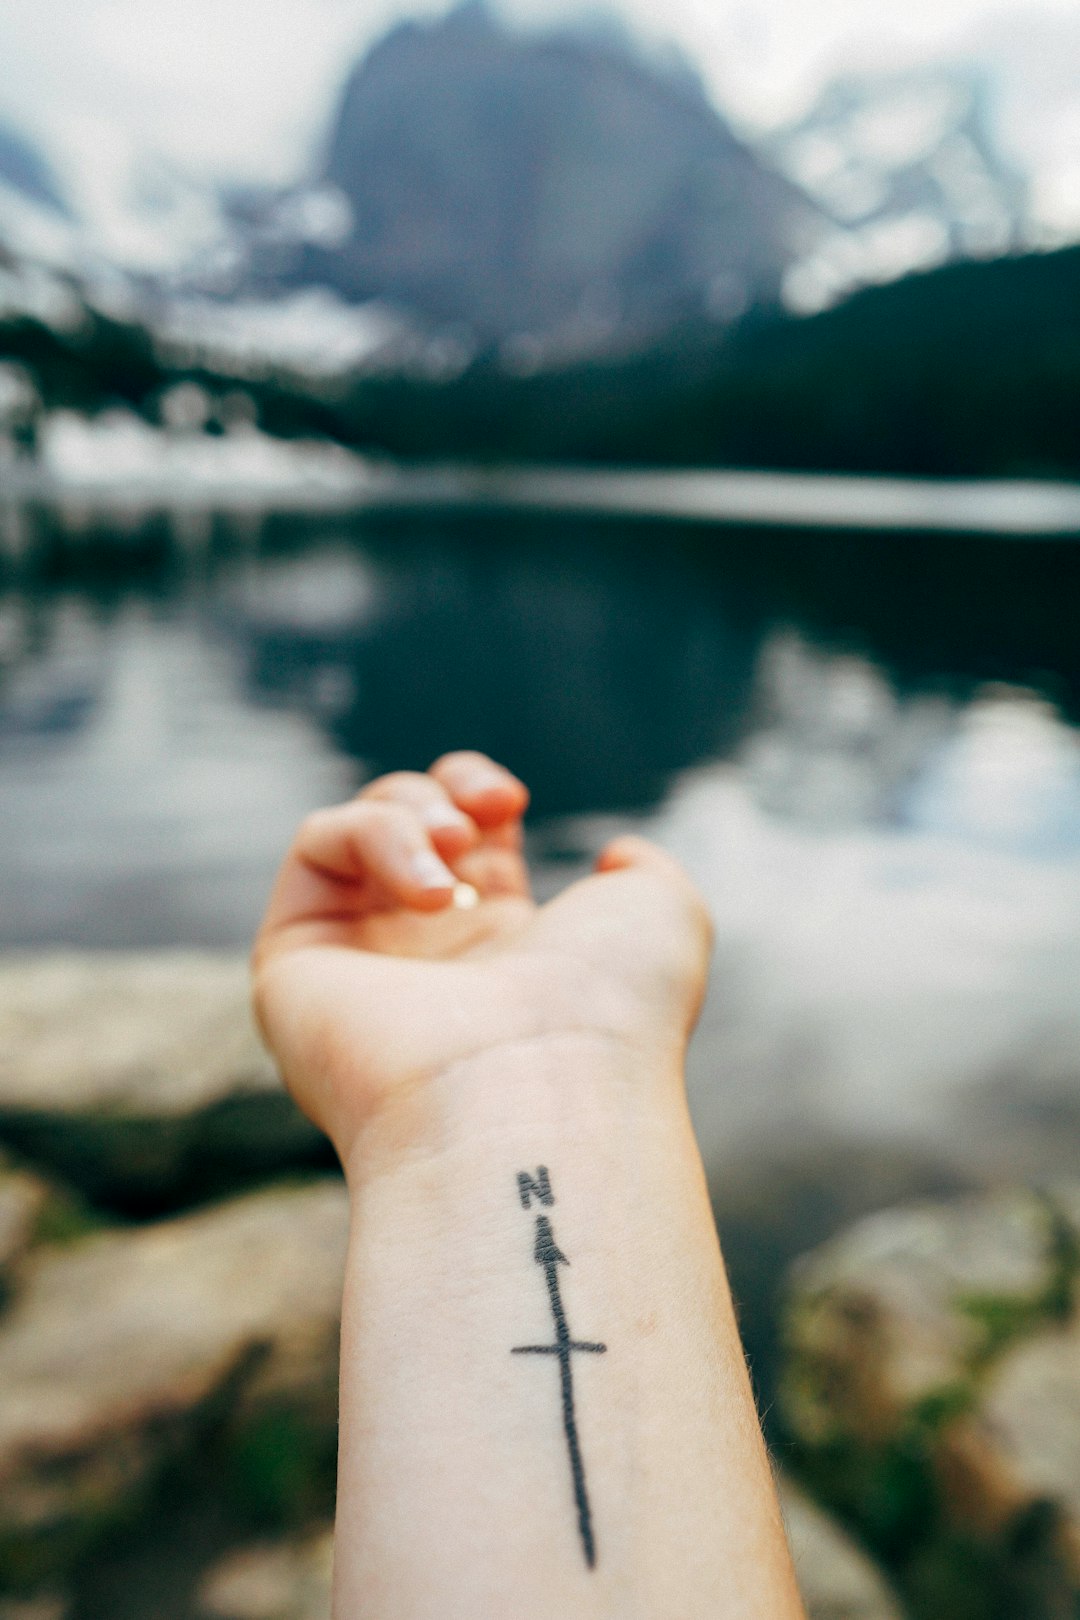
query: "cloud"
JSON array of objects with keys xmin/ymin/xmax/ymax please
[
  {"xmin": 0, "ymin": 0, "xmax": 394, "ymax": 183},
  {"xmin": 0, "ymin": 0, "xmax": 1076, "ymax": 248}
]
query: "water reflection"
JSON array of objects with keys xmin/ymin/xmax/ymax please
[
  {"xmin": 0, "ymin": 505, "xmax": 1077, "ymax": 942},
  {"xmin": 741, "ymin": 630, "xmax": 955, "ymax": 828},
  {"xmin": 903, "ymin": 691, "xmax": 1080, "ymax": 855},
  {"xmin": 1, "ymin": 504, "xmax": 1079, "ymax": 1171},
  {"xmin": 254, "ymin": 529, "xmax": 760, "ymax": 819},
  {"xmin": 655, "ymin": 703, "xmax": 1080, "ymax": 1161},
  {"xmin": 5, "ymin": 499, "xmax": 1078, "ymax": 1422},
  {"xmin": 0, "ymin": 589, "xmax": 356, "ymax": 946}
]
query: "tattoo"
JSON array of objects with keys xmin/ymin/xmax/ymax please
[
  {"xmin": 517, "ymin": 1165, "xmax": 553, "ymax": 1208},
  {"xmin": 512, "ymin": 1170, "xmax": 607, "ymax": 1569}
]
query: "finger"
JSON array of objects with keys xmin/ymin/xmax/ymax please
[
  {"xmin": 429, "ymin": 751, "xmax": 529, "ymax": 829},
  {"xmin": 295, "ymin": 800, "xmax": 457, "ymax": 911},
  {"xmin": 360, "ymin": 771, "xmax": 479, "ymax": 855},
  {"xmin": 520, "ymin": 833, "xmax": 713, "ymax": 1037},
  {"xmin": 430, "ymin": 752, "xmax": 531, "ymax": 896},
  {"xmin": 450, "ymin": 843, "xmax": 532, "ymax": 900}
]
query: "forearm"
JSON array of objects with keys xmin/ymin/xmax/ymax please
[{"xmin": 333, "ymin": 1034, "xmax": 804, "ymax": 1619}]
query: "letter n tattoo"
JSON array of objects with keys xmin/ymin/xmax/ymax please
[{"xmin": 517, "ymin": 1166, "xmax": 554, "ymax": 1209}]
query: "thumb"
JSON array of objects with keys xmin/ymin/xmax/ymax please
[
  {"xmin": 595, "ymin": 833, "xmax": 715, "ymax": 968},
  {"xmin": 529, "ymin": 833, "xmax": 714, "ymax": 1033},
  {"xmin": 595, "ymin": 832, "xmax": 700, "ymax": 888}
]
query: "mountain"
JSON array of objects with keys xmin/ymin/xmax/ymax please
[
  {"xmin": 0, "ymin": 120, "xmax": 90, "ymax": 293},
  {"xmin": 3, "ymin": 234, "xmax": 1079, "ymax": 484},
  {"xmin": 238, "ymin": 1, "xmax": 818, "ymax": 352},
  {"xmin": 240, "ymin": 240, "xmax": 1080, "ymax": 481},
  {"xmin": 766, "ymin": 67, "xmax": 1029, "ymax": 312}
]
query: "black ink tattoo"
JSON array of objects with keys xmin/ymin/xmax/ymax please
[
  {"xmin": 512, "ymin": 1181, "xmax": 607, "ymax": 1570},
  {"xmin": 517, "ymin": 1166, "xmax": 554, "ymax": 1209}
]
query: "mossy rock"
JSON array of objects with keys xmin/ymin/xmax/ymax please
[
  {"xmin": 782, "ymin": 1185, "xmax": 1080, "ymax": 1619},
  {"xmin": 0, "ymin": 955, "xmax": 333, "ymax": 1211},
  {"xmin": 0, "ymin": 1180, "xmax": 347, "ymax": 1594}
]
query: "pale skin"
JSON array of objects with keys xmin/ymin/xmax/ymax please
[{"xmin": 253, "ymin": 750, "xmax": 805, "ymax": 1619}]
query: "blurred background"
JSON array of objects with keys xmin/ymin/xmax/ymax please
[{"xmin": 1, "ymin": 2, "xmax": 1079, "ymax": 1617}]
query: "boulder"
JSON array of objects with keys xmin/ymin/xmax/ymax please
[
  {"xmin": 780, "ymin": 1479, "xmax": 905, "ymax": 1619},
  {"xmin": 782, "ymin": 1184, "xmax": 1080, "ymax": 1618},
  {"xmin": 0, "ymin": 955, "xmax": 330, "ymax": 1208},
  {"xmin": 0, "ymin": 1180, "xmax": 348, "ymax": 1590},
  {"xmin": 0, "ymin": 1167, "xmax": 49, "ymax": 1295}
]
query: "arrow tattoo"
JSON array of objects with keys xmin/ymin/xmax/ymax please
[{"xmin": 512, "ymin": 1174, "xmax": 607, "ymax": 1569}]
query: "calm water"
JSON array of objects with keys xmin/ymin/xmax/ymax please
[
  {"xmin": 2, "ymin": 501, "xmax": 1080, "ymax": 1170},
  {"xmin": 4, "ymin": 495, "xmax": 1080, "ymax": 1407}
]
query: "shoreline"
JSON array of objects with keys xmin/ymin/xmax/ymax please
[{"xmin": 4, "ymin": 449, "xmax": 1080, "ymax": 537}]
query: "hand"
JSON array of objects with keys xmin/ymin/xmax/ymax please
[{"xmin": 252, "ymin": 752, "xmax": 712, "ymax": 1165}]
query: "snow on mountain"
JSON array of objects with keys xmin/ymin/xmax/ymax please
[
  {"xmin": 0, "ymin": 14, "xmax": 1043, "ymax": 377},
  {"xmin": 27, "ymin": 407, "xmax": 376, "ymax": 501},
  {"xmin": 0, "ymin": 120, "xmax": 83, "ymax": 282},
  {"xmin": 767, "ymin": 68, "xmax": 1029, "ymax": 312},
  {"xmin": 0, "ymin": 118, "xmax": 154, "ymax": 330},
  {"xmin": 150, "ymin": 287, "xmax": 456, "ymax": 385}
]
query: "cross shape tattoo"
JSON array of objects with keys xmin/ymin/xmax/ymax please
[{"xmin": 512, "ymin": 1168, "xmax": 607, "ymax": 1568}]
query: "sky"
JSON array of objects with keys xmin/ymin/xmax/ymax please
[{"xmin": 1, "ymin": 0, "xmax": 1079, "ymax": 258}]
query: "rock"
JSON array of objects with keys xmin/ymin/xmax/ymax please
[
  {"xmin": 780, "ymin": 1479, "xmax": 905, "ymax": 1620},
  {"xmin": 782, "ymin": 1184, "xmax": 1080, "ymax": 1617},
  {"xmin": 284, "ymin": 5, "xmax": 816, "ymax": 341},
  {"xmin": 0, "ymin": 1167, "xmax": 49, "ymax": 1294},
  {"xmin": 197, "ymin": 1530, "xmax": 332, "ymax": 1620},
  {"xmin": 784, "ymin": 1189, "xmax": 1059, "ymax": 1444},
  {"xmin": 0, "ymin": 1180, "xmax": 348, "ymax": 1589},
  {"xmin": 0, "ymin": 955, "xmax": 331, "ymax": 1208}
]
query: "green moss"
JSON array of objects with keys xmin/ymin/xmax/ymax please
[
  {"xmin": 0, "ymin": 1477, "xmax": 154, "ymax": 1594},
  {"xmin": 783, "ymin": 1192, "xmax": 1080, "ymax": 1618},
  {"xmin": 0, "ymin": 1100, "xmax": 331, "ymax": 1218},
  {"xmin": 958, "ymin": 1197, "xmax": 1080, "ymax": 1374},
  {"xmin": 227, "ymin": 1407, "xmax": 337, "ymax": 1529},
  {"xmin": 31, "ymin": 1185, "xmax": 110, "ymax": 1248},
  {"xmin": 910, "ymin": 1381, "xmax": 977, "ymax": 1431}
]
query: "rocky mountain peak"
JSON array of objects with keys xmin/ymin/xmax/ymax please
[{"xmin": 270, "ymin": 3, "xmax": 817, "ymax": 350}]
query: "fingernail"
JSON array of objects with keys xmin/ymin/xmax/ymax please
[
  {"xmin": 462, "ymin": 767, "xmax": 507, "ymax": 796},
  {"xmin": 410, "ymin": 850, "xmax": 455, "ymax": 890},
  {"xmin": 422, "ymin": 803, "xmax": 471, "ymax": 832}
]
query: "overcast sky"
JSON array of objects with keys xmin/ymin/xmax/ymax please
[{"xmin": 2, "ymin": 0, "xmax": 1079, "ymax": 244}]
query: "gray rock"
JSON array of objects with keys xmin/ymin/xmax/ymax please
[
  {"xmin": 0, "ymin": 955, "xmax": 329, "ymax": 1206},
  {"xmin": 965, "ymin": 1316, "xmax": 1080, "ymax": 1551},
  {"xmin": 784, "ymin": 1189, "xmax": 1056, "ymax": 1443},
  {"xmin": 780, "ymin": 1480, "xmax": 905, "ymax": 1620},
  {"xmin": 783, "ymin": 1184, "xmax": 1080, "ymax": 1615},
  {"xmin": 270, "ymin": 3, "xmax": 817, "ymax": 343},
  {"xmin": 0, "ymin": 1180, "xmax": 348, "ymax": 1585}
]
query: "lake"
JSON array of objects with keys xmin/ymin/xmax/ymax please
[{"xmin": 2, "ymin": 496, "xmax": 1080, "ymax": 1389}]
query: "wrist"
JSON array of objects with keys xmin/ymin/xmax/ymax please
[{"xmin": 340, "ymin": 1029, "xmax": 688, "ymax": 1193}]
